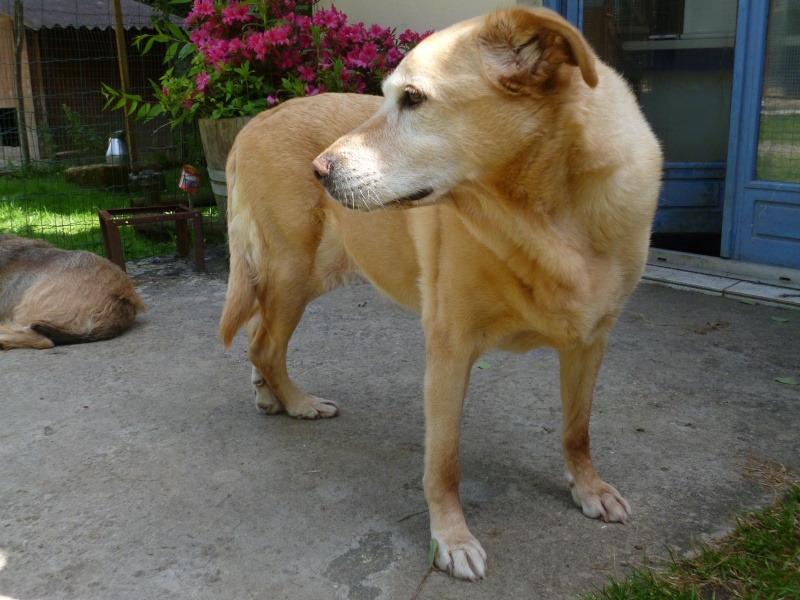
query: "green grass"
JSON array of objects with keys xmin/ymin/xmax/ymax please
[
  {"xmin": 582, "ymin": 482, "xmax": 800, "ymax": 599},
  {"xmin": 0, "ymin": 165, "xmax": 218, "ymax": 261},
  {"xmin": 757, "ymin": 113, "xmax": 800, "ymax": 183},
  {"xmin": 758, "ymin": 114, "xmax": 800, "ymax": 146},
  {"xmin": 756, "ymin": 152, "xmax": 800, "ymax": 184}
]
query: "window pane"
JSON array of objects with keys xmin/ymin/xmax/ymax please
[
  {"xmin": 583, "ymin": 0, "xmax": 737, "ymax": 163},
  {"xmin": 756, "ymin": 0, "xmax": 800, "ymax": 183}
]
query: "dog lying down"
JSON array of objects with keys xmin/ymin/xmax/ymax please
[
  {"xmin": 0, "ymin": 234, "xmax": 145, "ymax": 350},
  {"xmin": 220, "ymin": 7, "xmax": 662, "ymax": 580}
]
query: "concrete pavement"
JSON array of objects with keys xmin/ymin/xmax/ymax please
[{"xmin": 1, "ymin": 247, "xmax": 798, "ymax": 599}]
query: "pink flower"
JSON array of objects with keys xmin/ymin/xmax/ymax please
[
  {"xmin": 195, "ymin": 71, "xmax": 210, "ymax": 92},
  {"xmin": 297, "ymin": 64, "xmax": 316, "ymax": 83},
  {"xmin": 189, "ymin": 28, "xmax": 206, "ymax": 47},
  {"xmin": 269, "ymin": 24, "xmax": 292, "ymax": 46},
  {"xmin": 398, "ymin": 30, "xmax": 419, "ymax": 46},
  {"xmin": 385, "ymin": 47, "xmax": 403, "ymax": 67},
  {"xmin": 247, "ymin": 32, "xmax": 270, "ymax": 61},
  {"xmin": 315, "ymin": 6, "xmax": 345, "ymax": 29},
  {"xmin": 340, "ymin": 24, "xmax": 365, "ymax": 45},
  {"xmin": 367, "ymin": 24, "xmax": 389, "ymax": 39},
  {"xmin": 202, "ymin": 38, "xmax": 230, "ymax": 65},
  {"xmin": 277, "ymin": 54, "xmax": 295, "ymax": 70},
  {"xmin": 294, "ymin": 15, "xmax": 311, "ymax": 29},
  {"xmin": 221, "ymin": 2, "xmax": 251, "ymax": 25},
  {"xmin": 347, "ymin": 41, "xmax": 379, "ymax": 69},
  {"xmin": 152, "ymin": 0, "xmax": 433, "ymax": 122},
  {"xmin": 227, "ymin": 37, "xmax": 245, "ymax": 57},
  {"xmin": 187, "ymin": 0, "xmax": 214, "ymax": 23}
]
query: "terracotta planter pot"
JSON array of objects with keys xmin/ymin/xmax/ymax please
[{"xmin": 198, "ymin": 116, "xmax": 255, "ymax": 227}]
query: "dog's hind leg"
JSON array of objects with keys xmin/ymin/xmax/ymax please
[
  {"xmin": 558, "ymin": 329, "xmax": 631, "ymax": 523},
  {"xmin": 247, "ymin": 277, "xmax": 339, "ymax": 420},
  {"xmin": 0, "ymin": 323, "xmax": 55, "ymax": 349},
  {"xmin": 245, "ymin": 314, "xmax": 287, "ymax": 415}
]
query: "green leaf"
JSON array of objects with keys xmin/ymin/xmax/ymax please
[
  {"xmin": 428, "ymin": 539, "xmax": 438, "ymax": 568},
  {"xmin": 143, "ymin": 35, "xmax": 156, "ymax": 55},
  {"xmin": 774, "ymin": 377, "xmax": 798, "ymax": 385},
  {"xmin": 476, "ymin": 359, "xmax": 492, "ymax": 370},
  {"xmin": 771, "ymin": 316, "xmax": 790, "ymax": 322},
  {"xmin": 178, "ymin": 42, "xmax": 195, "ymax": 60},
  {"xmin": 166, "ymin": 22, "xmax": 186, "ymax": 42},
  {"xmin": 165, "ymin": 42, "xmax": 179, "ymax": 63},
  {"xmin": 113, "ymin": 97, "xmax": 128, "ymax": 111}
]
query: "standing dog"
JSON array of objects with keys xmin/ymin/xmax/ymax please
[
  {"xmin": 0, "ymin": 235, "xmax": 145, "ymax": 349},
  {"xmin": 220, "ymin": 7, "xmax": 662, "ymax": 580}
]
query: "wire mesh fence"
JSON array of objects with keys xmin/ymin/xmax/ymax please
[{"xmin": 0, "ymin": 0, "xmax": 218, "ymax": 261}]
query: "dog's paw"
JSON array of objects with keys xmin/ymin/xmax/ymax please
[
  {"xmin": 251, "ymin": 371, "xmax": 285, "ymax": 415},
  {"xmin": 432, "ymin": 534, "xmax": 487, "ymax": 581},
  {"xmin": 568, "ymin": 474, "xmax": 631, "ymax": 523},
  {"xmin": 285, "ymin": 396, "xmax": 340, "ymax": 419},
  {"xmin": 254, "ymin": 387, "xmax": 285, "ymax": 415}
]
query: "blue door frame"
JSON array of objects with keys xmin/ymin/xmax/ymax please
[{"xmin": 721, "ymin": 1, "xmax": 800, "ymax": 268}]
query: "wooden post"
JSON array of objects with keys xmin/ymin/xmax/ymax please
[
  {"xmin": 111, "ymin": 0, "xmax": 138, "ymax": 171},
  {"xmin": 13, "ymin": 0, "xmax": 30, "ymax": 164}
]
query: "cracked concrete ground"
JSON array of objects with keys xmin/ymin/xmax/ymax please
[{"xmin": 1, "ymin": 249, "xmax": 798, "ymax": 599}]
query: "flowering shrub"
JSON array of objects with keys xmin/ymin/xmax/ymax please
[{"xmin": 103, "ymin": 0, "xmax": 432, "ymax": 125}]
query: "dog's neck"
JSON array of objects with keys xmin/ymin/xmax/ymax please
[{"xmin": 449, "ymin": 176, "xmax": 589, "ymax": 297}]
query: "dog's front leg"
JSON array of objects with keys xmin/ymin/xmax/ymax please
[
  {"xmin": 422, "ymin": 331, "xmax": 487, "ymax": 580},
  {"xmin": 559, "ymin": 333, "xmax": 631, "ymax": 523}
]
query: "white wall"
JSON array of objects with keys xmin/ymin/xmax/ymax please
[{"xmin": 318, "ymin": 0, "xmax": 542, "ymax": 34}]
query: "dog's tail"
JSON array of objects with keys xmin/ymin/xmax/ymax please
[
  {"xmin": 219, "ymin": 238, "xmax": 257, "ymax": 348},
  {"xmin": 219, "ymin": 151, "xmax": 259, "ymax": 349}
]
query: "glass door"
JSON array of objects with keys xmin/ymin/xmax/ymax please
[{"xmin": 579, "ymin": 0, "xmax": 738, "ymax": 254}]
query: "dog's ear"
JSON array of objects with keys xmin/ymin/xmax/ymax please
[{"xmin": 479, "ymin": 7, "xmax": 598, "ymax": 94}]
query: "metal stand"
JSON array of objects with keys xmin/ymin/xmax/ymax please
[{"xmin": 98, "ymin": 205, "xmax": 205, "ymax": 273}]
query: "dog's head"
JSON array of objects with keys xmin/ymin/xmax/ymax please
[{"xmin": 313, "ymin": 7, "xmax": 598, "ymax": 210}]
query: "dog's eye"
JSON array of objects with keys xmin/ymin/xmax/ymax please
[{"xmin": 401, "ymin": 86, "xmax": 426, "ymax": 109}]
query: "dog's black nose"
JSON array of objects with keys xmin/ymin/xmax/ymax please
[{"xmin": 312, "ymin": 155, "xmax": 332, "ymax": 180}]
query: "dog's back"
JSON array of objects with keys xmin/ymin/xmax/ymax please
[{"xmin": 0, "ymin": 234, "xmax": 145, "ymax": 349}]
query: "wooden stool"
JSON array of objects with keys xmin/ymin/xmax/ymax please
[{"xmin": 98, "ymin": 205, "xmax": 205, "ymax": 273}]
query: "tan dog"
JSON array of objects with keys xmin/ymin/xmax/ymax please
[
  {"xmin": 220, "ymin": 7, "xmax": 662, "ymax": 580},
  {"xmin": 0, "ymin": 235, "xmax": 145, "ymax": 349}
]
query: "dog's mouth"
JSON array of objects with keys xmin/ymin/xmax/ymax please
[
  {"xmin": 385, "ymin": 187, "xmax": 434, "ymax": 207},
  {"xmin": 325, "ymin": 184, "xmax": 435, "ymax": 210}
]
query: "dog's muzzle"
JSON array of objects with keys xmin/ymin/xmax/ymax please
[{"xmin": 311, "ymin": 156, "xmax": 433, "ymax": 209}]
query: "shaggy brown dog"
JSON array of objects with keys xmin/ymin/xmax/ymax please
[
  {"xmin": 220, "ymin": 7, "xmax": 662, "ymax": 580},
  {"xmin": 0, "ymin": 235, "xmax": 145, "ymax": 349}
]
